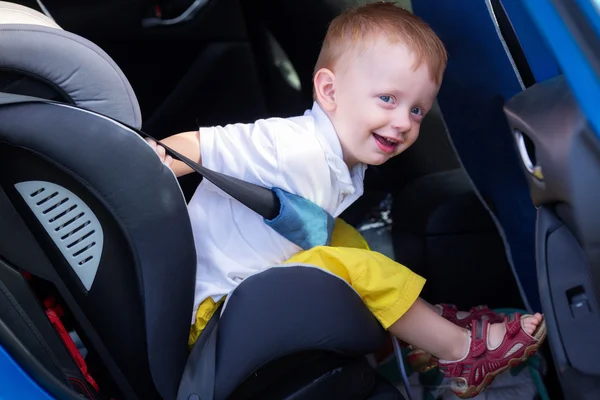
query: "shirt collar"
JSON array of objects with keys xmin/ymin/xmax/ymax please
[{"xmin": 305, "ymin": 102, "xmax": 367, "ymax": 194}]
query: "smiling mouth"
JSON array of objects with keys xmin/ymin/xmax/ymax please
[{"xmin": 372, "ymin": 132, "xmax": 401, "ymax": 153}]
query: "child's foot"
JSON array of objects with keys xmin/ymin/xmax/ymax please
[
  {"xmin": 406, "ymin": 304, "xmax": 505, "ymax": 372},
  {"xmin": 438, "ymin": 312, "xmax": 546, "ymax": 399}
]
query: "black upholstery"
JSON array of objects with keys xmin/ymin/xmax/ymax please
[
  {"xmin": 179, "ymin": 266, "xmax": 390, "ymax": 400},
  {"xmin": 214, "ymin": 267, "xmax": 387, "ymax": 399},
  {"xmin": 0, "ymin": 257, "xmax": 81, "ymax": 388},
  {"xmin": 391, "ymin": 169, "xmax": 524, "ymax": 310},
  {"xmin": 0, "ymin": 101, "xmax": 196, "ymax": 399}
]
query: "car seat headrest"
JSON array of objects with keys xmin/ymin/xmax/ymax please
[
  {"xmin": 0, "ymin": 1, "xmax": 142, "ymax": 128},
  {"xmin": 0, "ymin": 1, "xmax": 60, "ymax": 27}
]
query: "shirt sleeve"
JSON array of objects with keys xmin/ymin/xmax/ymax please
[{"xmin": 200, "ymin": 119, "xmax": 281, "ymax": 188}]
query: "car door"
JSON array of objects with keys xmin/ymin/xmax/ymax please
[{"xmin": 503, "ymin": 1, "xmax": 600, "ymax": 398}]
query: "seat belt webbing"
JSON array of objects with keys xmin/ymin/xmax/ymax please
[{"xmin": 0, "ymin": 93, "xmax": 281, "ymax": 220}]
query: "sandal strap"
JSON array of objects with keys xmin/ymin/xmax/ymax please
[
  {"xmin": 439, "ymin": 313, "xmax": 545, "ymax": 392},
  {"xmin": 438, "ymin": 304, "xmax": 504, "ymax": 328},
  {"xmin": 438, "ymin": 303, "xmax": 458, "ymax": 317},
  {"xmin": 469, "ymin": 318, "xmax": 489, "ymax": 358},
  {"xmin": 506, "ymin": 312, "xmax": 523, "ymax": 338},
  {"xmin": 439, "ymin": 360, "xmax": 463, "ymax": 376}
]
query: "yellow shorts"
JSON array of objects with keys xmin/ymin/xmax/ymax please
[{"xmin": 188, "ymin": 219, "xmax": 426, "ymax": 347}]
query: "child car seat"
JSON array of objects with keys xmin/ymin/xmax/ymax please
[{"xmin": 0, "ymin": 2, "xmax": 404, "ymax": 399}]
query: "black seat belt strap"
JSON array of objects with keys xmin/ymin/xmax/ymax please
[
  {"xmin": 134, "ymin": 129, "xmax": 280, "ymax": 220},
  {"xmin": 0, "ymin": 93, "xmax": 280, "ymax": 220}
]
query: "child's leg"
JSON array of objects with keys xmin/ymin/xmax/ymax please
[
  {"xmin": 390, "ymin": 298, "xmax": 470, "ymax": 361},
  {"xmin": 388, "ymin": 297, "xmax": 543, "ymax": 361}
]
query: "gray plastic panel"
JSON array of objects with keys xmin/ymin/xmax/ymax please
[
  {"xmin": 504, "ymin": 75, "xmax": 600, "ymax": 299},
  {"xmin": 504, "ymin": 75, "xmax": 585, "ymax": 206},
  {"xmin": 542, "ymin": 207, "xmax": 600, "ymax": 374},
  {"xmin": 15, "ymin": 180, "xmax": 103, "ymax": 291},
  {"xmin": 505, "ymin": 76, "xmax": 600, "ymax": 398},
  {"xmin": 538, "ymin": 206, "xmax": 600, "ymax": 398}
]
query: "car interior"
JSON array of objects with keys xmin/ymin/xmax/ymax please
[{"xmin": 0, "ymin": 0, "xmax": 598, "ymax": 399}]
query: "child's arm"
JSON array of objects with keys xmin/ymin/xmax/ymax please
[
  {"xmin": 146, "ymin": 130, "xmax": 201, "ymax": 177},
  {"xmin": 149, "ymin": 121, "xmax": 282, "ymax": 189}
]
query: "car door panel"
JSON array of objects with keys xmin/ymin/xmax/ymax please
[
  {"xmin": 504, "ymin": 69, "xmax": 600, "ymax": 400},
  {"xmin": 505, "ymin": 1, "xmax": 600, "ymax": 397}
]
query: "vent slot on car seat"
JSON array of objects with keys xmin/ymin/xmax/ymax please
[{"xmin": 14, "ymin": 181, "xmax": 103, "ymax": 291}]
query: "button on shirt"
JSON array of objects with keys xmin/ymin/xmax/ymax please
[{"xmin": 187, "ymin": 102, "xmax": 367, "ymax": 320}]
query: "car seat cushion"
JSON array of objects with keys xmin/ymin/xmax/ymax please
[{"xmin": 212, "ymin": 266, "xmax": 387, "ymax": 399}]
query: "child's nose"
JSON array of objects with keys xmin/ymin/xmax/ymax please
[{"xmin": 391, "ymin": 111, "xmax": 411, "ymax": 132}]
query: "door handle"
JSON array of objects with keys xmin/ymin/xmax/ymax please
[{"xmin": 515, "ymin": 130, "xmax": 544, "ymax": 180}]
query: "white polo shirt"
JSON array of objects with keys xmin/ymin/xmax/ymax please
[{"xmin": 187, "ymin": 102, "xmax": 367, "ymax": 319}]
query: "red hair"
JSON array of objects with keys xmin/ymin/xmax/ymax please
[{"xmin": 314, "ymin": 2, "xmax": 447, "ymax": 85}]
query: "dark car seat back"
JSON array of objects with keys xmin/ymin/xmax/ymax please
[
  {"xmin": 0, "ymin": 4, "xmax": 195, "ymax": 397},
  {"xmin": 0, "ymin": 1, "xmax": 141, "ymax": 128},
  {"xmin": 0, "ymin": 99, "xmax": 196, "ymax": 400}
]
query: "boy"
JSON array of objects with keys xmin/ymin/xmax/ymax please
[{"xmin": 147, "ymin": 3, "xmax": 545, "ymax": 398}]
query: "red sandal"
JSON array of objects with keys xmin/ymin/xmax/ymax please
[
  {"xmin": 436, "ymin": 304, "xmax": 505, "ymax": 328},
  {"xmin": 438, "ymin": 312, "xmax": 547, "ymax": 399},
  {"xmin": 405, "ymin": 304, "xmax": 505, "ymax": 372}
]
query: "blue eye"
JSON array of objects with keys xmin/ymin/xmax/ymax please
[
  {"xmin": 411, "ymin": 107, "xmax": 423, "ymax": 116},
  {"xmin": 379, "ymin": 95, "xmax": 394, "ymax": 104}
]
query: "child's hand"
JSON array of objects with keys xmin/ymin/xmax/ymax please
[{"xmin": 145, "ymin": 138, "xmax": 174, "ymax": 169}]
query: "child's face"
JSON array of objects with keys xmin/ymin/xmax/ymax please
[{"xmin": 326, "ymin": 39, "xmax": 440, "ymax": 167}]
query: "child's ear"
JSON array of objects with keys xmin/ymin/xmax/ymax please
[{"xmin": 313, "ymin": 68, "xmax": 336, "ymax": 111}]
